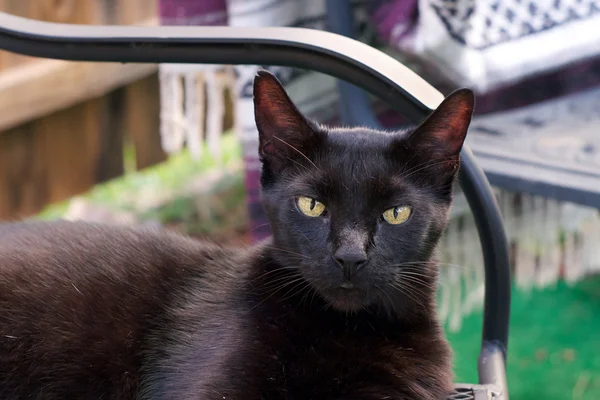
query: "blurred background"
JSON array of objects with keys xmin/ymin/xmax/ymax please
[{"xmin": 0, "ymin": 1, "xmax": 599, "ymax": 399}]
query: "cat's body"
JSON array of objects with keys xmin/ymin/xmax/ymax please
[
  {"xmin": 0, "ymin": 71, "xmax": 474, "ymax": 399},
  {"xmin": 0, "ymin": 221, "xmax": 449, "ymax": 400}
]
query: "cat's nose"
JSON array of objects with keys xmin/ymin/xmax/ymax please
[{"xmin": 333, "ymin": 249, "xmax": 367, "ymax": 280}]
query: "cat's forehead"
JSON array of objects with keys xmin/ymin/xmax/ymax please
[
  {"xmin": 318, "ymin": 127, "xmax": 411, "ymax": 175},
  {"xmin": 291, "ymin": 128, "xmax": 417, "ymax": 195},
  {"xmin": 325, "ymin": 126, "xmax": 408, "ymax": 148}
]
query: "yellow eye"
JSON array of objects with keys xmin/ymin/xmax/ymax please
[
  {"xmin": 296, "ymin": 196, "xmax": 326, "ymax": 217},
  {"xmin": 382, "ymin": 206, "xmax": 412, "ymax": 225}
]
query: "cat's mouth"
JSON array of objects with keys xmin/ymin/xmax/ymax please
[{"xmin": 320, "ymin": 285, "xmax": 372, "ymax": 312}]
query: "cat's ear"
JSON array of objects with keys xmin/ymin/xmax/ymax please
[
  {"xmin": 253, "ymin": 70, "xmax": 317, "ymax": 169},
  {"xmin": 405, "ymin": 88, "xmax": 474, "ymax": 173}
]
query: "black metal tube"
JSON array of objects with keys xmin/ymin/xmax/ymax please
[
  {"xmin": 0, "ymin": 10, "xmax": 510, "ymax": 373},
  {"xmin": 459, "ymin": 148, "xmax": 511, "ymax": 351}
]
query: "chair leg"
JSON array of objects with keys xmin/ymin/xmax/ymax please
[{"xmin": 325, "ymin": 0, "xmax": 380, "ymax": 128}]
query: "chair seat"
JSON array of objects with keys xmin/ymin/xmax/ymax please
[
  {"xmin": 450, "ymin": 383, "xmax": 503, "ymax": 399},
  {"xmin": 466, "ymin": 85, "xmax": 600, "ymax": 208}
]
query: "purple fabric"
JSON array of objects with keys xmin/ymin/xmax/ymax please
[
  {"xmin": 472, "ymin": 57, "xmax": 600, "ymax": 115},
  {"xmin": 371, "ymin": 0, "xmax": 419, "ymax": 44},
  {"xmin": 243, "ymin": 167, "xmax": 271, "ymax": 240},
  {"xmin": 159, "ymin": 0, "xmax": 227, "ymax": 25},
  {"xmin": 412, "ymin": 56, "xmax": 600, "ymax": 116}
]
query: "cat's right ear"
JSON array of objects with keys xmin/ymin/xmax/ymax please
[
  {"xmin": 404, "ymin": 88, "xmax": 475, "ymax": 175},
  {"xmin": 253, "ymin": 70, "xmax": 317, "ymax": 170}
]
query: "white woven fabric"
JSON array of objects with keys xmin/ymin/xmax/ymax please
[{"xmin": 406, "ymin": 0, "xmax": 600, "ymax": 91}]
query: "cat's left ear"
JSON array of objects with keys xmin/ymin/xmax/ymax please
[
  {"xmin": 253, "ymin": 70, "xmax": 317, "ymax": 170},
  {"xmin": 405, "ymin": 88, "xmax": 475, "ymax": 173}
]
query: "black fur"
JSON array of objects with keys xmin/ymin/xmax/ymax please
[{"xmin": 0, "ymin": 70, "xmax": 474, "ymax": 399}]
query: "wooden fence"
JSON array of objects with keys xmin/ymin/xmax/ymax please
[{"xmin": 0, "ymin": 0, "xmax": 169, "ymax": 219}]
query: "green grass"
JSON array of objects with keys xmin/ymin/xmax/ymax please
[
  {"xmin": 36, "ymin": 133, "xmax": 242, "ymax": 220},
  {"xmin": 140, "ymin": 171, "xmax": 247, "ymax": 239},
  {"xmin": 448, "ymin": 277, "xmax": 600, "ymax": 400}
]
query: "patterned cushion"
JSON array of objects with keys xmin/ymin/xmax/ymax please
[
  {"xmin": 400, "ymin": 0, "xmax": 600, "ymax": 92},
  {"xmin": 432, "ymin": 0, "xmax": 600, "ymax": 49}
]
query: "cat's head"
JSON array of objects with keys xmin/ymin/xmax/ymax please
[{"xmin": 253, "ymin": 70, "xmax": 474, "ymax": 314}]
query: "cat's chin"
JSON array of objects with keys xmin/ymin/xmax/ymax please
[{"xmin": 320, "ymin": 287, "xmax": 373, "ymax": 313}]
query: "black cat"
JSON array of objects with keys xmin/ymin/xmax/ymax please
[{"xmin": 0, "ymin": 70, "xmax": 474, "ymax": 400}]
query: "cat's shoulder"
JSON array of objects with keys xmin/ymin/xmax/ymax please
[
  {"xmin": 0, "ymin": 220, "xmax": 249, "ymax": 280},
  {"xmin": 0, "ymin": 219, "xmax": 206, "ymax": 253}
]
